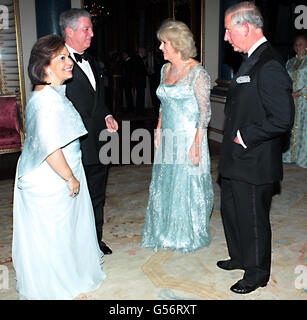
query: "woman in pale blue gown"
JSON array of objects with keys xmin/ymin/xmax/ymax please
[
  {"xmin": 141, "ymin": 20, "xmax": 214, "ymax": 253},
  {"xmin": 12, "ymin": 35, "xmax": 106, "ymax": 300},
  {"xmin": 283, "ymin": 34, "xmax": 307, "ymax": 168}
]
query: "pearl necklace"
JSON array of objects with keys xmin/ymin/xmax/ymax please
[{"xmin": 171, "ymin": 61, "xmax": 187, "ymax": 75}]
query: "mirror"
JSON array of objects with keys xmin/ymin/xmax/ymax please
[{"xmin": 0, "ymin": 0, "xmax": 26, "ymax": 146}]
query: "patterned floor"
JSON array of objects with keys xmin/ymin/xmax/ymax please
[{"xmin": 0, "ymin": 158, "xmax": 306, "ymax": 300}]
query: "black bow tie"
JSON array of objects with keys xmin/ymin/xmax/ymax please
[{"xmin": 74, "ymin": 52, "xmax": 88, "ymax": 63}]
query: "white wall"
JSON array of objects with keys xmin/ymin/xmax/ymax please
[
  {"xmin": 204, "ymin": 0, "xmax": 220, "ymax": 88},
  {"xmin": 203, "ymin": 0, "xmax": 225, "ymax": 143},
  {"xmin": 208, "ymin": 97, "xmax": 226, "ymax": 143},
  {"xmin": 18, "ymin": 0, "xmax": 36, "ymax": 98},
  {"xmin": 71, "ymin": 0, "xmax": 82, "ymax": 9}
]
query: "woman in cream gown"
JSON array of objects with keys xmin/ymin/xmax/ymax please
[{"xmin": 12, "ymin": 35, "xmax": 106, "ymax": 300}]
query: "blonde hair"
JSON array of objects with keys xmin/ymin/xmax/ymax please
[{"xmin": 157, "ymin": 19, "xmax": 197, "ymax": 60}]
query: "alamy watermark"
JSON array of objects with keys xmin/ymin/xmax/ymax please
[
  {"xmin": 0, "ymin": 265, "xmax": 9, "ymax": 290},
  {"xmin": 100, "ymin": 121, "xmax": 152, "ymax": 165},
  {"xmin": 0, "ymin": 5, "xmax": 9, "ymax": 30},
  {"xmin": 294, "ymin": 5, "xmax": 307, "ymax": 29},
  {"xmin": 99, "ymin": 121, "xmax": 203, "ymax": 166}
]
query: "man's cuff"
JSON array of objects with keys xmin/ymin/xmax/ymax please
[{"xmin": 237, "ymin": 130, "xmax": 247, "ymax": 149}]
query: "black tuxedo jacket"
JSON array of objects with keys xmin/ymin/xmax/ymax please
[
  {"xmin": 132, "ymin": 54, "xmax": 147, "ymax": 88},
  {"xmin": 218, "ymin": 42, "xmax": 295, "ymax": 185},
  {"xmin": 65, "ymin": 54, "xmax": 111, "ymax": 166},
  {"xmin": 122, "ymin": 57, "xmax": 134, "ymax": 88}
]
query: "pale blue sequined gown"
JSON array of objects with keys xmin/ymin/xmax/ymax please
[
  {"xmin": 12, "ymin": 85, "xmax": 106, "ymax": 300},
  {"xmin": 141, "ymin": 63, "xmax": 214, "ymax": 253},
  {"xmin": 283, "ymin": 51, "xmax": 307, "ymax": 168}
]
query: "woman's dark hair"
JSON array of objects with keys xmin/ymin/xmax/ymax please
[
  {"xmin": 28, "ymin": 34, "xmax": 66, "ymax": 85},
  {"xmin": 294, "ymin": 33, "xmax": 307, "ymax": 44}
]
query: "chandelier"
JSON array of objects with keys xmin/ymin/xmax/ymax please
[{"xmin": 84, "ymin": 0, "xmax": 111, "ymax": 23}]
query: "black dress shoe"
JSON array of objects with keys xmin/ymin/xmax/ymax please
[
  {"xmin": 230, "ymin": 279, "xmax": 267, "ymax": 294},
  {"xmin": 99, "ymin": 241, "xmax": 112, "ymax": 254},
  {"xmin": 217, "ymin": 260, "xmax": 242, "ymax": 271}
]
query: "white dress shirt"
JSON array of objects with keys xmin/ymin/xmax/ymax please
[
  {"xmin": 65, "ymin": 44, "xmax": 96, "ymax": 91},
  {"xmin": 248, "ymin": 36, "xmax": 267, "ymax": 57}
]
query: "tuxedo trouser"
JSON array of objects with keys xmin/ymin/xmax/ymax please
[
  {"xmin": 124, "ymin": 86, "xmax": 133, "ymax": 110},
  {"xmin": 83, "ymin": 163, "xmax": 109, "ymax": 242},
  {"xmin": 135, "ymin": 86, "xmax": 145, "ymax": 112},
  {"xmin": 220, "ymin": 177, "xmax": 274, "ymax": 284}
]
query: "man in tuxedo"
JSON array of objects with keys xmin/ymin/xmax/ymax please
[
  {"xmin": 218, "ymin": 2, "xmax": 295, "ymax": 294},
  {"xmin": 133, "ymin": 47, "xmax": 147, "ymax": 116},
  {"xmin": 59, "ymin": 9, "xmax": 118, "ymax": 254},
  {"xmin": 121, "ymin": 51, "xmax": 134, "ymax": 113}
]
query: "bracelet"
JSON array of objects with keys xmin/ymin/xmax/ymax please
[
  {"xmin": 193, "ymin": 143, "xmax": 200, "ymax": 147},
  {"xmin": 65, "ymin": 176, "xmax": 74, "ymax": 183}
]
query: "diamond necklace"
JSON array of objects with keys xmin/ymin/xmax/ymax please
[{"xmin": 171, "ymin": 61, "xmax": 187, "ymax": 75}]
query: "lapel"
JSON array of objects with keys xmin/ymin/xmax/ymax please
[
  {"xmin": 229, "ymin": 42, "xmax": 270, "ymax": 90},
  {"xmin": 87, "ymin": 55, "xmax": 100, "ymax": 85},
  {"xmin": 86, "ymin": 55, "xmax": 100, "ymax": 116},
  {"xmin": 71, "ymin": 54, "xmax": 101, "ymax": 117},
  {"xmin": 72, "ymin": 61, "xmax": 95, "ymax": 93}
]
